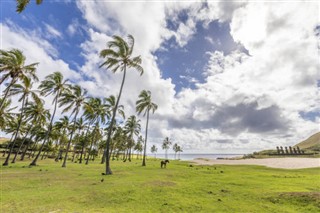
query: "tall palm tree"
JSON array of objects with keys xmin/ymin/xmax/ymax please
[
  {"xmin": 136, "ymin": 90, "xmax": 158, "ymax": 166},
  {"xmin": 59, "ymin": 85, "xmax": 87, "ymax": 167},
  {"xmin": 0, "ymin": 49, "xmax": 38, "ymax": 112},
  {"xmin": 162, "ymin": 137, "xmax": 172, "ymax": 159},
  {"xmin": 16, "ymin": 0, "xmax": 43, "ymax": 13},
  {"xmin": 124, "ymin": 115, "xmax": 141, "ymax": 162},
  {"xmin": 100, "ymin": 34, "xmax": 143, "ymax": 175},
  {"xmin": 30, "ymin": 71, "xmax": 69, "ymax": 166},
  {"xmin": 2, "ymin": 76, "xmax": 39, "ymax": 166}
]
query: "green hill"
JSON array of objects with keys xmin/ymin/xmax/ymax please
[{"xmin": 294, "ymin": 132, "xmax": 320, "ymax": 151}]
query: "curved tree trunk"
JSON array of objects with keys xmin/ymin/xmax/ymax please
[
  {"xmin": 20, "ymin": 134, "xmax": 34, "ymax": 161},
  {"xmin": 85, "ymin": 126, "xmax": 97, "ymax": 165},
  {"xmin": 3, "ymin": 95, "xmax": 26, "ymax": 166},
  {"xmin": 62, "ymin": 110, "xmax": 79, "ymax": 168},
  {"xmin": 12, "ymin": 124, "xmax": 32, "ymax": 163},
  {"xmin": 0, "ymin": 79, "xmax": 16, "ymax": 114},
  {"xmin": 2, "ymin": 133, "xmax": 15, "ymax": 157},
  {"xmin": 30, "ymin": 95, "xmax": 59, "ymax": 166},
  {"xmin": 104, "ymin": 67, "xmax": 127, "ymax": 175},
  {"xmin": 79, "ymin": 122, "xmax": 92, "ymax": 163},
  {"xmin": 142, "ymin": 109, "xmax": 150, "ymax": 166}
]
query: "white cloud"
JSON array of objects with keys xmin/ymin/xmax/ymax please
[
  {"xmin": 44, "ymin": 23, "xmax": 62, "ymax": 39},
  {"xmin": 2, "ymin": 1, "xmax": 319, "ymax": 154},
  {"xmin": 74, "ymin": 1, "xmax": 319, "ymax": 153},
  {"xmin": 0, "ymin": 22, "xmax": 82, "ymax": 129}
]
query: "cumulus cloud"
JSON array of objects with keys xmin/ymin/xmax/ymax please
[
  {"xmin": 2, "ymin": 1, "xmax": 319, "ymax": 154},
  {"xmin": 0, "ymin": 22, "xmax": 82, "ymax": 127}
]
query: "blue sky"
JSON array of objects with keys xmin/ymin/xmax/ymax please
[{"xmin": 1, "ymin": 1, "xmax": 319, "ymax": 153}]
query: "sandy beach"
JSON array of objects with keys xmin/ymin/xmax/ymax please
[{"xmin": 191, "ymin": 158, "xmax": 320, "ymax": 169}]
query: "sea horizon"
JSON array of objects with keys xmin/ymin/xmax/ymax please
[{"xmin": 147, "ymin": 153, "xmax": 244, "ymax": 160}]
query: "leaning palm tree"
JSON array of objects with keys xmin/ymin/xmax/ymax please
[
  {"xmin": 136, "ymin": 90, "xmax": 158, "ymax": 166},
  {"xmin": 0, "ymin": 49, "xmax": 38, "ymax": 111},
  {"xmin": 59, "ymin": 85, "xmax": 87, "ymax": 167},
  {"xmin": 11, "ymin": 100, "xmax": 50, "ymax": 163},
  {"xmin": 30, "ymin": 71, "xmax": 68, "ymax": 166},
  {"xmin": 0, "ymin": 98, "xmax": 15, "ymax": 131},
  {"xmin": 2, "ymin": 76, "xmax": 40, "ymax": 166},
  {"xmin": 16, "ymin": 0, "xmax": 43, "ymax": 13},
  {"xmin": 100, "ymin": 34, "xmax": 143, "ymax": 175},
  {"xmin": 124, "ymin": 115, "xmax": 141, "ymax": 162}
]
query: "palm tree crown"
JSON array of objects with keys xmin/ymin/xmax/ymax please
[
  {"xmin": 0, "ymin": 49, "xmax": 38, "ymax": 111},
  {"xmin": 136, "ymin": 90, "xmax": 158, "ymax": 116},
  {"xmin": 0, "ymin": 49, "xmax": 38, "ymax": 85},
  {"xmin": 100, "ymin": 35, "xmax": 143, "ymax": 75}
]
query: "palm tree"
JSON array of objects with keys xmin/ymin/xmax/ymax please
[
  {"xmin": 162, "ymin": 137, "xmax": 172, "ymax": 160},
  {"xmin": 12, "ymin": 100, "xmax": 50, "ymax": 163},
  {"xmin": 72, "ymin": 117, "xmax": 86, "ymax": 162},
  {"xmin": 0, "ymin": 49, "xmax": 38, "ymax": 112},
  {"xmin": 134, "ymin": 139, "xmax": 143, "ymax": 159},
  {"xmin": 177, "ymin": 145, "xmax": 183, "ymax": 160},
  {"xmin": 99, "ymin": 34, "xmax": 143, "ymax": 175},
  {"xmin": 151, "ymin": 145, "xmax": 158, "ymax": 158},
  {"xmin": 124, "ymin": 115, "xmax": 141, "ymax": 162},
  {"xmin": 2, "ymin": 76, "xmax": 39, "ymax": 166},
  {"xmin": 30, "ymin": 71, "xmax": 69, "ymax": 166},
  {"xmin": 173, "ymin": 143, "xmax": 179, "ymax": 160},
  {"xmin": 53, "ymin": 116, "xmax": 70, "ymax": 162},
  {"xmin": 136, "ymin": 90, "xmax": 158, "ymax": 166},
  {"xmin": 59, "ymin": 85, "xmax": 87, "ymax": 167},
  {"xmin": 84, "ymin": 98, "xmax": 108, "ymax": 165},
  {"xmin": 16, "ymin": 0, "xmax": 43, "ymax": 13},
  {"xmin": 100, "ymin": 95, "xmax": 125, "ymax": 164},
  {"xmin": 0, "ymin": 98, "xmax": 15, "ymax": 131}
]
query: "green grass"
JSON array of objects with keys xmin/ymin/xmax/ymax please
[{"xmin": 1, "ymin": 156, "xmax": 319, "ymax": 212}]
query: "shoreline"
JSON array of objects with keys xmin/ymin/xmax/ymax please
[{"xmin": 189, "ymin": 157, "xmax": 320, "ymax": 169}]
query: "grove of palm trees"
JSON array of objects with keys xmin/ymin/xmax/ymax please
[
  {"xmin": 2, "ymin": 2, "xmax": 319, "ymax": 213},
  {"xmin": 0, "ymin": 35, "xmax": 164, "ymax": 175}
]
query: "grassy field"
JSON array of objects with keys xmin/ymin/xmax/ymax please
[{"xmin": 1, "ymin": 157, "xmax": 319, "ymax": 213}]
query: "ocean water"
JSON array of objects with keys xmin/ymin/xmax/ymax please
[{"xmin": 148, "ymin": 153, "xmax": 244, "ymax": 161}]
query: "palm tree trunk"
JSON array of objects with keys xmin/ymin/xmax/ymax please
[
  {"xmin": 2, "ymin": 133, "xmax": 15, "ymax": 157},
  {"xmin": 12, "ymin": 124, "xmax": 32, "ymax": 163},
  {"xmin": 30, "ymin": 94, "xmax": 59, "ymax": 166},
  {"xmin": 29, "ymin": 140, "xmax": 38, "ymax": 158},
  {"xmin": 55, "ymin": 128, "xmax": 66, "ymax": 162},
  {"xmin": 79, "ymin": 122, "xmax": 92, "ymax": 163},
  {"xmin": 0, "ymin": 79, "xmax": 16, "ymax": 114},
  {"xmin": 142, "ymin": 109, "xmax": 150, "ymax": 166},
  {"xmin": 62, "ymin": 110, "xmax": 79, "ymax": 167},
  {"xmin": 85, "ymin": 126, "xmax": 97, "ymax": 165},
  {"xmin": 21, "ymin": 134, "xmax": 34, "ymax": 161},
  {"xmin": 104, "ymin": 67, "xmax": 127, "ymax": 175},
  {"xmin": 3, "ymin": 95, "xmax": 26, "ymax": 166}
]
